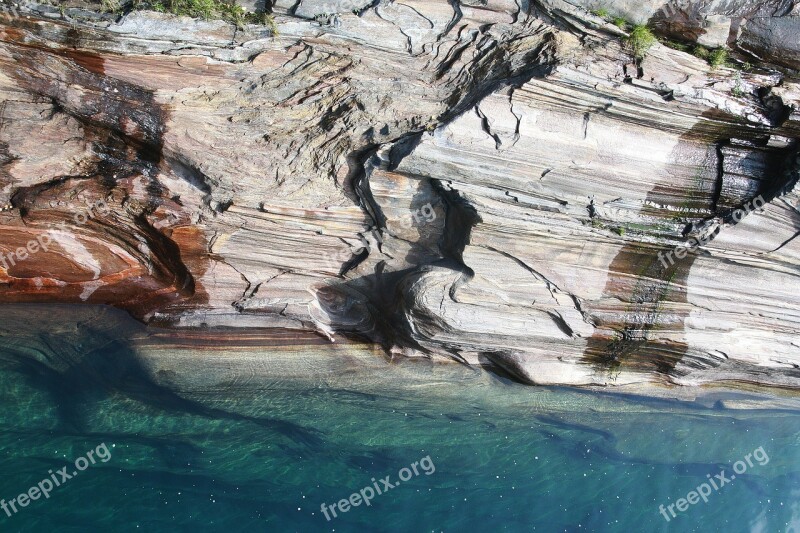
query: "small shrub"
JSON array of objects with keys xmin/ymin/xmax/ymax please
[
  {"xmin": 220, "ymin": 1, "xmax": 247, "ymax": 28},
  {"xmin": 614, "ymin": 227, "xmax": 626, "ymax": 236},
  {"xmin": 156, "ymin": 0, "xmax": 217, "ymax": 20},
  {"xmin": 626, "ymin": 25, "xmax": 656, "ymax": 60},
  {"xmin": 708, "ymin": 47, "xmax": 728, "ymax": 68},
  {"xmin": 131, "ymin": 0, "xmax": 278, "ymax": 32},
  {"xmin": 593, "ymin": 7, "xmax": 609, "ymax": 18},
  {"xmin": 692, "ymin": 45, "xmax": 710, "ymax": 60},
  {"xmin": 101, "ymin": 0, "xmax": 122, "ymax": 13},
  {"xmin": 613, "ymin": 16, "xmax": 628, "ymax": 29},
  {"xmin": 246, "ymin": 11, "xmax": 278, "ymax": 34},
  {"xmin": 692, "ymin": 45, "xmax": 728, "ymax": 68},
  {"xmin": 663, "ymin": 40, "xmax": 690, "ymax": 52}
]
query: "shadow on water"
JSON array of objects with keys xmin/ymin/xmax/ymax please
[{"xmin": 0, "ymin": 305, "xmax": 324, "ymax": 450}]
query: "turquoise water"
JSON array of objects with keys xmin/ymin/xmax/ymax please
[{"xmin": 0, "ymin": 306, "xmax": 799, "ymax": 532}]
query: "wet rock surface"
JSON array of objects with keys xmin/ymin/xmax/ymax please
[{"xmin": 0, "ymin": 0, "xmax": 798, "ymax": 389}]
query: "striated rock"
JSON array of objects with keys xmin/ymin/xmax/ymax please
[{"xmin": 0, "ymin": 0, "xmax": 799, "ymax": 389}]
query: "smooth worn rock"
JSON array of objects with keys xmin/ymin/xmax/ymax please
[{"xmin": 0, "ymin": 0, "xmax": 798, "ymax": 390}]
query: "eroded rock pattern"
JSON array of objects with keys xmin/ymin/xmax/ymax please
[{"xmin": 0, "ymin": 0, "xmax": 799, "ymax": 388}]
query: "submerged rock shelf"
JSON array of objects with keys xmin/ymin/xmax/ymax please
[{"xmin": 0, "ymin": 0, "xmax": 798, "ymax": 388}]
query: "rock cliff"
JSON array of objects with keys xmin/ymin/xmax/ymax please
[{"xmin": 1, "ymin": 0, "xmax": 799, "ymax": 388}]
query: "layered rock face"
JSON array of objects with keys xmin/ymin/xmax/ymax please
[{"xmin": 0, "ymin": 0, "xmax": 798, "ymax": 388}]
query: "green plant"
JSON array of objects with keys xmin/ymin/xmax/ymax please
[
  {"xmin": 614, "ymin": 227, "xmax": 626, "ymax": 236},
  {"xmin": 245, "ymin": 11, "xmax": 278, "ymax": 34},
  {"xmin": 130, "ymin": 0, "xmax": 278, "ymax": 32},
  {"xmin": 101, "ymin": 0, "xmax": 122, "ymax": 13},
  {"xmin": 613, "ymin": 16, "xmax": 628, "ymax": 29},
  {"xmin": 593, "ymin": 7, "xmax": 609, "ymax": 18},
  {"xmin": 626, "ymin": 24, "xmax": 656, "ymax": 60},
  {"xmin": 156, "ymin": 0, "xmax": 217, "ymax": 20},
  {"xmin": 663, "ymin": 40, "xmax": 690, "ymax": 52},
  {"xmin": 692, "ymin": 45, "xmax": 710, "ymax": 60},
  {"xmin": 708, "ymin": 47, "xmax": 728, "ymax": 68},
  {"xmin": 222, "ymin": 1, "xmax": 247, "ymax": 28}
]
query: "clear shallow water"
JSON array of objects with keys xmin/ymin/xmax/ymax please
[{"xmin": 0, "ymin": 307, "xmax": 799, "ymax": 532}]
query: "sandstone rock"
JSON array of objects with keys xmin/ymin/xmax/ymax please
[{"xmin": 0, "ymin": 0, "xmax": 798, "ymax": 390}]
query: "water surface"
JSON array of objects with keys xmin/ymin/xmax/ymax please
[{"xmin": 0, "ymin": 305, "xmax": 798, "ymax": 532}]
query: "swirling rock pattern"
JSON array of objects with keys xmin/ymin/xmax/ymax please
[{"xmin": 0, "ymin": 0, "xmax": 798, "ymax": 389}]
